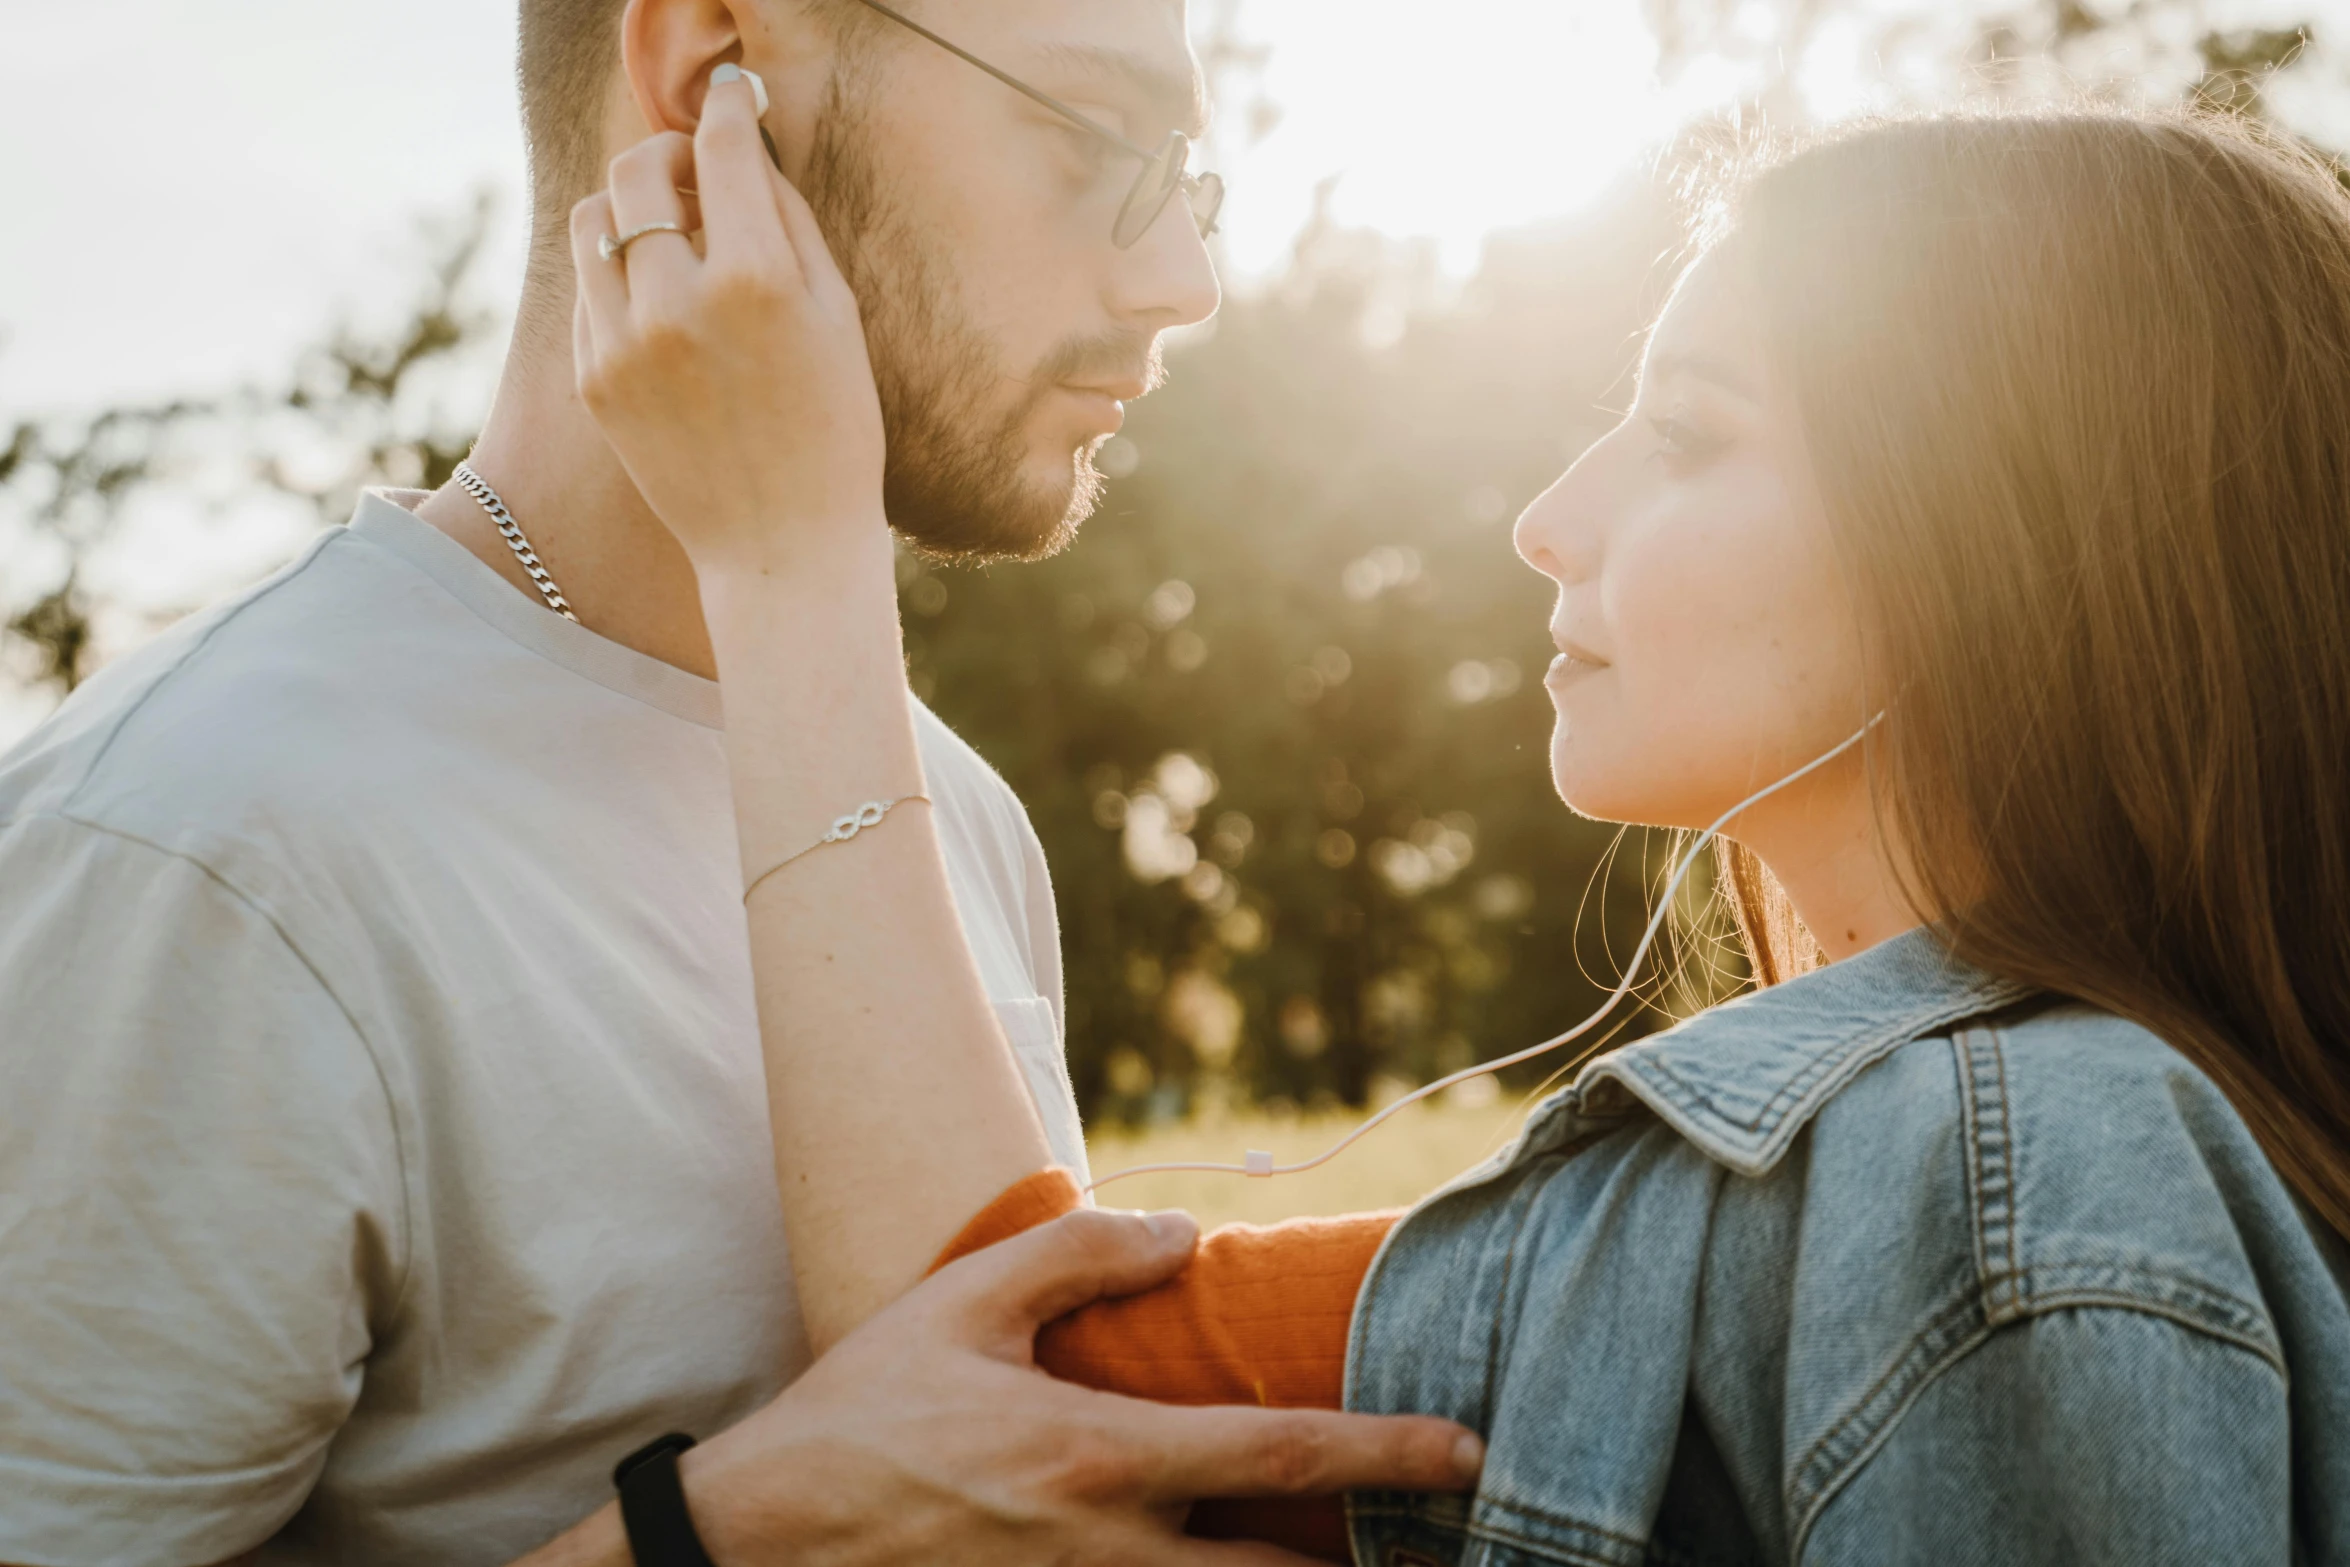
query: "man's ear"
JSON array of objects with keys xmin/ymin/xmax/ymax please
[
  {"xmin": 620, "ymin": 0, "xmax": 746, "ymax": 137},
  {"xmin": 617, "ymin": 0, "xmax": 831, "ymax": 177}
]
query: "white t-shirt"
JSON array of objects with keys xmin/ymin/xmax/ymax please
[{"xmin": 0, "ymin": 491, "xmax": 1089, "ymax": 1566}]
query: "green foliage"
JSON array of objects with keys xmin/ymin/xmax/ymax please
[{"xmin": 0, "ymin": 395, "xmax": 214, "ymax": 690}]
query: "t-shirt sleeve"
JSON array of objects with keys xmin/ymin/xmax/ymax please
[{"xmin": 0, "ymin": 812, "xmax": 406, "ymax": 1566}]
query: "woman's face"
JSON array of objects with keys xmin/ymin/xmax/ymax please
[{"xmin": 1515, "ymin": 246, "xmax": 1869, "ymax": 832}]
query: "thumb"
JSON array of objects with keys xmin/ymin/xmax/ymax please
[{"xmin": 939, "ymin": 1207, "xmax": 1200, "ymax": 1349}]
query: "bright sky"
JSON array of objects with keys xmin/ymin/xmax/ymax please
[{"xmin": 0, "ymin": 0, "xmax": 1702, "ymax": 418}]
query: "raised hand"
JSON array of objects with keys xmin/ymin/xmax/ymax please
[
  {"xmin": 565, "ymin": 66, "xmax": 1057, "ymax": 1353},
  {"xmin": 569, "ymin": 70, "xmax": 887, "ymax": 587}
]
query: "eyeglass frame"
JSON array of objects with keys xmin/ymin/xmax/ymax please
[{"xmin": 844, "ymin": 0, "xmax": 1225, "ymax": 250}]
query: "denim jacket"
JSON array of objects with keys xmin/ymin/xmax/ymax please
[{"xmin": 1344, "ymin": 927, "xmax": 2350, "ymax": 1566}]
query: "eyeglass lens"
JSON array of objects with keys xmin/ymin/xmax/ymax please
[{"xmin": 1113, "ymin": 133, "xmax": 1224, "ymax": 249}]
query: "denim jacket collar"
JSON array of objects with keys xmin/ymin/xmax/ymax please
[{"xmin": 1556, "ymin": 925, "xmax": 2035, "ymax": 1178}]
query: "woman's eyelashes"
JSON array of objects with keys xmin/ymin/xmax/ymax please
[{"xmin": 1646, "ymin": 412, "xmax": 1729, "ymax": 475}]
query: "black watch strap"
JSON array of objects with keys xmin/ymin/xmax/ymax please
[{"xmin": 613, "ymin": 1432, "xmax": 719, "ymax": 1567}]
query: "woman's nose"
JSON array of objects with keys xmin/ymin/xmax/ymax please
[{"xmin": 1514, "ymin": 466, "xmax": 1601, "ymax": 586}]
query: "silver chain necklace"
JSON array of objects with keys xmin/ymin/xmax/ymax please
[{"xmin": 452, "ymin": 462, "xmax": 578, "ymax": 623}]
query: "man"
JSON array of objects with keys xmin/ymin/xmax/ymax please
[{"xmin": 0, "ymin": 0, "xmax": 1479, "ymax": 1561}]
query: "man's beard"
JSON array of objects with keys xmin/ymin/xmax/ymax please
[{"xmin": 803, "ymin": 77, "xmax": 1157, "ymax": 564}]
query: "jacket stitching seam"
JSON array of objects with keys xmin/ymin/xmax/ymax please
[
  {"xmin": 1973, "ymin": 1267, "xmax": 2283, "ymax": 1371},
  {"xmin": 1468, "ymin": 1481, "xmax": 1649, "ymax": 1548},
  {"xmin": 1956, "ymin": 1028, "xmax": 2021, "ymax": 1319},
  {"xmin": 1787, "ymin": 1299, "xmax": 2289, "ymax": 1562},
  {"xmin": 1787, "ymin": 1282, "xmax": 1983, "ymax": 1495},
  {"xmin": 2017, "ymin": 1289, "xmax": 2284, "ymax": 1373},
  {"xmin": 1955, "ymin": 1034, "xmax": 1991, "ymax": 1294},
  {"xmin": 1990, "ymin": 1032, "xmax": 2020, "ymax": 1292},
  {"xmin": 1786, "ymin": 1287, "xmax": 1994, "ymax": 1559},
  {"xmin": 1357, "ymin": 1496, "xmax": 1650, "ymax": 1561},
  {"xmin": 1350, "ymin": 1497, "xmax": 1694, "ymax": 1566},
  {"xmin": 1347, "ymin": 1516, "xmax": 1628, "ymax": 1567},
  {"xmin": 1471, "ymin": 1504, "xmax": 1648, "ymax": 1552}
]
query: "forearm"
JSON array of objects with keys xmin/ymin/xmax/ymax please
[{"xmin": 699, "ymin": 548, "xmax": 1054, "ymax": 1351}]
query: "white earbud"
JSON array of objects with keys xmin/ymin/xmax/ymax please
[{"xmin": 710, "ymin": 61, "xmax": 770, "ymax": 117}]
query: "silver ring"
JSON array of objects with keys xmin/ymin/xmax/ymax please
[{"xmin": 599, "ymin": 221, "xmax": 688, "ymax": 263}]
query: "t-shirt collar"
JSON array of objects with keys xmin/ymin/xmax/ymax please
[{"xmin": 346, "ymin": 489, "xmax": 724, "ymax": 730}]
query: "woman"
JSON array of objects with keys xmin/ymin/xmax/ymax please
[{"xmin": 574, "ymin": 87, "xmax": 2350, "ymax": 1562}]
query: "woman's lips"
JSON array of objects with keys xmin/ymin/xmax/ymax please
[{"xmin": 1545, "ymin": 651, "xmax": 1610, "ymax": 688}]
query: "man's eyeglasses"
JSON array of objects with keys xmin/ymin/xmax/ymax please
[{"xmin": 846, "ymin": 0, "xmax": 1226, "ymax": 250}]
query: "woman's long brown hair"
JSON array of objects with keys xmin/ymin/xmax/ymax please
[{"xmin": 1714, "ymin": 109, "xmax": 2350, "ymax": 1240}]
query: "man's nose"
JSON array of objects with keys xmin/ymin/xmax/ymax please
[{"xmin": 1106, "ymin": 202, "xmax": 1221, "ymax": 330}]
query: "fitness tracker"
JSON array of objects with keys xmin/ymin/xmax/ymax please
[{"xmin": 613, "ymin": 1432, "xmax": 719, "ymax": 1567}]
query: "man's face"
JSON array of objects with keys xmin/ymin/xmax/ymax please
[{"xmin": 800, "ymin": 0, "xmax": 1221, "ymax": 563}]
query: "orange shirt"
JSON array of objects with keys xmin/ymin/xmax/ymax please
[{"xmin": 930, "ymin": 1168, "xmax": 1400, "ymax": 1561}]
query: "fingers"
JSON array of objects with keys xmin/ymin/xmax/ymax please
[
  {"xmin": 1132, "ymin": 1405, "xmax": 1484, "ymax": 1505},
  {"xmin": 766, "ymin": 166, "xmax": 856, "ymax": 312},
  {"xmin": 607, "ymin": 129, "xmax": 695, "ymax": 233},
  {"xmin": 940, "ymin": 1208, "xmax": 1201, "ymax": 1342},
  {"xmin": 569, "ymin": 192, "xmax": 631, "ymax": 360},
  {"xmin": 573, "ymin": 288, "xmax": 593, "ymax": 379},
  {"xmin": 606, "ymin": 131, "xmax": 699, "ymax": 299},
  {"xmin": 696, "ymin": 74, "xmax": 794, "ymax": 278}
]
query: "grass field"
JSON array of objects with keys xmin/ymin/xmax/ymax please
[{"xmin": 1082, "ymin": 1094, "xmax": 1532, "ymax": 1228}]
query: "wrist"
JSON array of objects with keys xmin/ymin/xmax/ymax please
[
  {"xmin": 676, "ymin": 1423, "xmax": 836, "ymax": 1567},
  {"xmin": 701, "ymin": 537, "xmax": 899, "ymax": 652},
  {"xmin": 686, "ymin": 513, "xmax": 896, "ymax": 606}
]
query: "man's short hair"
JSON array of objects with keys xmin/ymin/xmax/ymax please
[
  {"xmin": 515, "ymin": 0, "xmax": 883, "ymax": 223},
  {"xmin": 517, "ymin": 0, "xmax": 625, "ymax": 222}
]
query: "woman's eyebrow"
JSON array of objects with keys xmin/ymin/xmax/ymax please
[
  {"xmin": 1029, "ymin": 41, "xmax": 1209, "ymax": 139},
  {"xmin": 1644, "ymin": 349, "xmax": 1759, "ymax": 399}
]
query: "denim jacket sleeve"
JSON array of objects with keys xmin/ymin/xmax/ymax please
[{"xmin": 1805, "ymin": 1306, "xmax": 2289, "ymax": 1565}]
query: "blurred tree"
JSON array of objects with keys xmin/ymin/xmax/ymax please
[
  {"xmin": 0, "ymin": 194, "xmax": 499, "ymax": 693},
  {"xmin": 1, "ymin": 393, "xmax": 215, "ymax": 692},
  {"xmin": 1648, "ymin": 0, "xmax": 2327, "ymax": 129}
]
